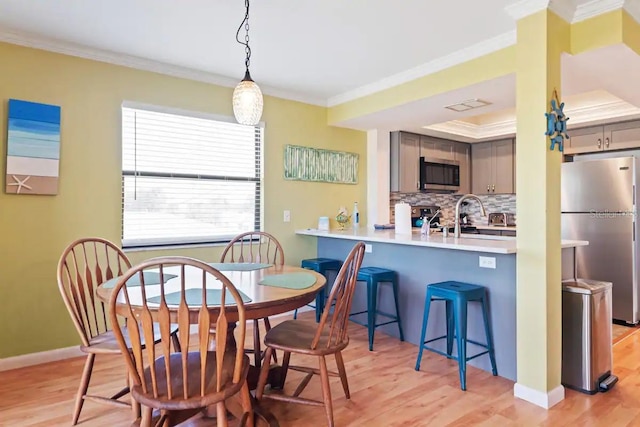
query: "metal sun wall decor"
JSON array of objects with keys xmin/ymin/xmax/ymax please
[
  {"xmin": 6, "ymin": 99, "xmax": 61, "ymax": 195},
  {"xmin": 284, "ymin": 144, "xmax": 359, "ymax": 184},
  {"xmin": 545, "ymin": 89, "xmax": 569, "ymax": 152}
]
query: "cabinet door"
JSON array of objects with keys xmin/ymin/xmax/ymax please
[
  {"xmin": 454, "ymin": 143, "xmax": 471, "ymax": 194},
  {"xmin": 492, "ymin": 139, "xmax": 514, "ymax": 194},
  {"xmin": 564, "ymin": 125, "xmax": 604, "ymax": 154},
  {"xmin": 606, "ymin": 120, "xmax": 640, "ymax": 151},
  {"xmin": 420, "ymin": 136, "xmax": 455, "ymax": 160},
  {"xmin": 398, "ymin": 132, "xmax": 420, "ymax": 192},
  {"xmin": 471, "ymin": 142, "xmax": 493, "ymax": 194}
]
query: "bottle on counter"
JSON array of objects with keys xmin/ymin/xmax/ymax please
[{"xmin": 353, "ymin": 202, "xmax": 360, "ymax": 228}]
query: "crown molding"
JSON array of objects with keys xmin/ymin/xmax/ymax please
[
  {"xmin": 573, "ymin": 0, "xmax": 625, "ymax": 22},
  {"xmin": 505, "ymin": 0, "xmax": 549, "ymax": 21},
  {"xmin": 505, "ymin": 0, "xmax": 573, "ymax": 21},
  {"xmin": 327, "ymin": 30, "xmax": 516, "ymax": 107},
  {"xmin": 623, "ymin": 0, "xmax": 640, "ymax": 23},
  {"xmin": 506, "ymin": 0, "xmax": 633, "ymax": 23},
  {"xmin": 423, "ymin": 100, "xmax": 640, "ymax": 140},
  {"xmin": 550, "ymin": 0, "xmax": 579, "ymax": 22},
  {"xmin": 0, "ymin": 27, "xmax": 327, "ymax": 107}
]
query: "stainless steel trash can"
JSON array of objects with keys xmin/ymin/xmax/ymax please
[{"xmin": 562, "ymin": 279, "xmax": 617, "ymax": 394}]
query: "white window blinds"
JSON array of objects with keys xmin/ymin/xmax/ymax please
[{"xmin": 121, "ymin": 105, "xmax": 262, "ymax": 248}]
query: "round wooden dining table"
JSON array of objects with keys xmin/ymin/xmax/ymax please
[{"xmin": 96, "ymin": 263, "xmax": 326, "ymax": 426}]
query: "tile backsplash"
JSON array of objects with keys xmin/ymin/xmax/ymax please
[{"xmin": 390, "ymin": 192, "xmax": 516, "ymax": 226}]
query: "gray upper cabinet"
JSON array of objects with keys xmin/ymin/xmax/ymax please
[
  {"xmin": 472, "ymin": 142, "xmax": 493, "ymax": 194},
  {"xmin": 420, "ymin": 136, "xmax": 455, "ymax": 160},
  {"xmin": 472, "ymin": 139, "xmax": 514, "ymax": 194},
  {"xmin": 454, "ymin": 142, "xmax": 471, "ymax": 194},
  {"xmin": 390, "ymin": 131, "xmax": 420, "ymax": 192},
  {"xmin": 564, "ymin": 125, "xmax": 604, "ymax": 154},
  {"xmin": 565, "ymin": 120, "xmax": 640, "ymax": 154},
  {"xmin": 390, "ymin": 131, "xmax": 470, "ymax": 193},
  {"xmin": 607, "ymin": 121, "xmax": 640, "ymax": 150}
]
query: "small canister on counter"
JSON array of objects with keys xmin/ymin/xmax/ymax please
[
  {"xmin": 442, "ymin": 226, "xmax": 449, "ymax": 237},
  {"xmin": 318, "ymin": 216, "xmax": 330, "ymax": 231}
]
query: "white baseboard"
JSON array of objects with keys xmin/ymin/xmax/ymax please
[
  {"xmin": 0, "ymin": 345, "xmax": 84, "ymax": 372},
  {"xmin": 514, "ymin": 383, "xmax": 565, "ymax": 409},
  {"xmin": 1, "ymin": 307, "xmax": 316, "ymax": 372}
]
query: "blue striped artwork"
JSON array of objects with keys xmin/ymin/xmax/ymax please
[{"xmin": 6, "ymin": 99, "xmax": 61, "ymax": 195}]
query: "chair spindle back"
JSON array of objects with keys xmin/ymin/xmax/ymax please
[
  {"xmin": 57, "ymin": 237, "xmax": 131, "ymax": 346},
  {"xmin": 221, "ymin": 231, "xmax": 285, "ymax": 266},
  {"xmin": 109, "ymin": 256, "xmax": 247, "ymax": 405},
  {"xmin": 311, "ymin": 242, "xmax": 365, "ymax": 350}
]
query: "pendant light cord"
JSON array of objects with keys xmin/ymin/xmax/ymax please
[{"xmin": 235, "ymin": 0, "xmax": 251, "ymax": 74}]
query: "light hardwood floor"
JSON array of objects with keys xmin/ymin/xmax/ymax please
[{"xmin": 2, "ymin": 312, "xmax": 640, "ymax": 427}]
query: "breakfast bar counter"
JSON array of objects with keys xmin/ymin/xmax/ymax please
[
  {"xmin": 296, "ymin": 228, "xmax": 587, "ymax": 381},
  {"xmin": 296, "ymin": 228, "xmax": 587, "ymax": 254}
]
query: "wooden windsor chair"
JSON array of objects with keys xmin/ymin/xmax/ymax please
[
  {"xmin": 220, "ymin": 231, "xmax": 284, "ymax": 370},
  {"xmin": 57, "ymin": 237, "xmax": 180, "ymax": 425},
  {"xmin": 255, "ymin": 242, "xmax": 366, "ymax": 427},
  {"xmin": 109, "ymin": 256, "xmax": 254, "ymax": 427}
]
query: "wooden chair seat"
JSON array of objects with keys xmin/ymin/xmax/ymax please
[
  {"xmin": 83, "ymin": 324, "xmax": 180, "ymax": 354},
  {"xmin": 133, "ymin": 352, "xmax": 250, "ymax": 411},
  {"xmin": 264, "ymin": 320, "xmax": 349, "ymax": 356}
]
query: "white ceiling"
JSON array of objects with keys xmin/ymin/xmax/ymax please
[
  {"xmin": 0, "ymin": 0, "xmax": 637, "ymax": 140},
  {"xmin": 0, "ymin": 0, "xmax": 518, "ymax": 102}
]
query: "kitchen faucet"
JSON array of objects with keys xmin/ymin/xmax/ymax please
[{"xmin": 454, "ymin": 194, "xmax": 487, "ymax": 238}]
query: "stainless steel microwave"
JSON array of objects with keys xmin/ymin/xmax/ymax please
[{"xmin": 419, "ymin": 157, "xmax": 460, "ymax": 192}]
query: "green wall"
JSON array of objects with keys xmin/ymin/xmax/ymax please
[{"xmin": 0, "ymin": 42, "xmax": 366, "ymax": 358}]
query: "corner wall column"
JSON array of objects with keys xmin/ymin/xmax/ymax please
[
  {"xmin": 366, "ymin": 129, "xmax": 391, "ymax": 227},
  {"xmin": 515, "ymin": 9, "xmax": 570, "ymax": 408}
]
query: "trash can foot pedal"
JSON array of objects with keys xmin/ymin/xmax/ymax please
[{"xmin": 598, "ymin": 373, "xmax": 618, "ymax": 392}]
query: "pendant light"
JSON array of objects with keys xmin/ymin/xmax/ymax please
[{"xmin": 233, "ymin": 0, "xmax": 263, "ymax": 126}]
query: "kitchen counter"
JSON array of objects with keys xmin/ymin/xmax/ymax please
[
  {"xmin": 296, "ymin": 228, "xmax": 587, "ymax": 255},
  {"xmin": 297, "ymin": 228, "xmax": 586, "ymax": 381}
]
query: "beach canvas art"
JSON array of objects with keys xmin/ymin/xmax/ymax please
[{"xmin": 6, "ymin": 99, "xmax": 61, "ymax": 195}]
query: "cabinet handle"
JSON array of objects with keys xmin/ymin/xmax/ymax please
[
  {"xmin": 487, "ymin": 184, "xmax": 490, "ymax": 192},
  {"xmin": 605, "ymin": 137, "xmax": 610, "ymax": 148},
  {"xmin": 597, "ymin": 138, "xmax": 602, "ymax": 149},
  {"xmin": 417, "ymin": 181, "xmax": 420, "ymax": 190},
  {"xmin": 492, "ymin": 184, "xmax": 495, "ymax": 192}
]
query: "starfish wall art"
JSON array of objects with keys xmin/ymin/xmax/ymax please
[{"xmin": 5, "ymin": 99, "xmax": 61, "ymax": 195}]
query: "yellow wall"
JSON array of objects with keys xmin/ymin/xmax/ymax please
[{"xmin": 0, "ymin": 42, "xmax": 366, "ymax": 358}]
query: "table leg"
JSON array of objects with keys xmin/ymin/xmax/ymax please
[{"xmin": 204, "ymin": 321, "xmax": 284, "ymax": 424}]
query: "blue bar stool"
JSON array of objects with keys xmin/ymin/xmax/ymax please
[
  {"xmin": 349, "ymin": 267, "xmax": 404, "ymax": 351},
  {"xmin": 293, "ymin": 258, "xmax": 342, "ymax": 322},
  {"xmin": 414, "ymin": 281, "xmax": 497, "ymax": 391}
]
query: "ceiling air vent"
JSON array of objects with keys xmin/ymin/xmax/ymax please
[{"xmin": 444, "ymin": 98, "xmax": 491, "ymax": 112}]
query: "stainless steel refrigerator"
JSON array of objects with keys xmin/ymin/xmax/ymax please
[{"xmin": 561, "ymin": 156, "xmax": 640, "ymax": 324}]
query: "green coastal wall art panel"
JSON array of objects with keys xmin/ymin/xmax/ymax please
[{"xmin": 284, "ymin": 144, "xmax": 358, "ymax": 184}]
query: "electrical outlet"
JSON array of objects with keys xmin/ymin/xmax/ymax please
[
  {"xmin": 365, "ymin": 244, "xmax": 373, "ymax": 253},
  {"xmin": 283, "ymin": 210, "xmax": 291, "ymax": 222},
  {"xmin": 479, "ymin": 256, "xmax": 496, "ymax": 269}
]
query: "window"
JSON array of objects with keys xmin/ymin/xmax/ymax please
[{"xmin": 121, "ymin": 103, "xmax": 263, "ymax": 248}]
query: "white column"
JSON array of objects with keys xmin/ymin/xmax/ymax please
[{"xmin": 366, "ymin": 129, "xmax": 391, "ymax": 227}]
